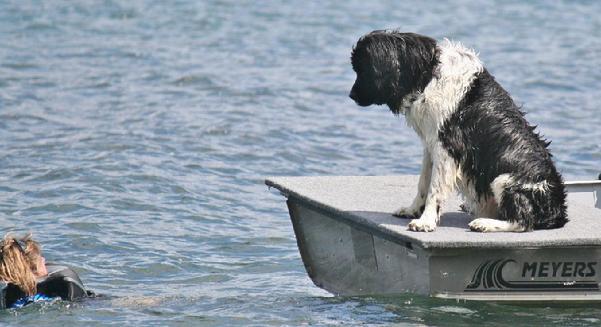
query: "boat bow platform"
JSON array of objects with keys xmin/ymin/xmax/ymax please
[{"xmin": 266, "ymin": 175, "xmax": 601, "ymax": 302}]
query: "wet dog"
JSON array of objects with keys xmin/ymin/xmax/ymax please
[{"xmin": 349, "ymin": 30, "xmax": 567, "ymax": 232}]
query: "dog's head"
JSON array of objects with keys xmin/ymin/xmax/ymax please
[{"xmin": 349, "ymin": 31, "xmax": 439, "ymax": 114}]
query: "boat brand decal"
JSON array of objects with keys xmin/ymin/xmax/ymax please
[{"xmin": 465, "ymin": 259, "xmax": 599, "ymax": 292}]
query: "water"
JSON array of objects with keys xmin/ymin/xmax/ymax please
[{"xmin": 0, "ymin": 0, "xmax": 600, "ymax": 325}]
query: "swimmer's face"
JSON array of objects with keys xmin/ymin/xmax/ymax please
[{"xmin": 35, "ymin": 256, "xmax": 48, "ymax": 277}]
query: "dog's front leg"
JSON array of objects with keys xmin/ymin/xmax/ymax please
[
  {"xmin": 393, "ymin": 148, "xmax": 432, "ymax": 218},
  {"xmin": 407, "ymin": 146, "xmax": 457, "ymax": 232}
]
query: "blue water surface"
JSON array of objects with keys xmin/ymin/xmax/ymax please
[{"xmin": 1, "ymin": 0, "xmax": 600, "ymax": 325}]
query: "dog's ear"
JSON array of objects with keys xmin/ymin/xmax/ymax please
[{"xmin": 392, "ymin": 33, "xmax": 439, "ymax": 102}]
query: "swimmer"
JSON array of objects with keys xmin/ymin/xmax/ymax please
[{"xmin": 0, "ymin": 234, "xmax": 56, "ymax": 309}]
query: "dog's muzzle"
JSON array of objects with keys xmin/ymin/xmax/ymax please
[{"xmin": 349, "ymin": 88, "xmax": 358, "ymax": 102}]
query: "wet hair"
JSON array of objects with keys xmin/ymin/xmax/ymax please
[{"xmin": 0, "ymin": 235, "xmax": 37, "ymax": 296}]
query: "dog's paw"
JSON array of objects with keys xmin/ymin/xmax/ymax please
[
  {"xmin": 392, "ymin": 204, "xmax": 424, "ymax": 219},
  {"xmin": 407, "ymin": 218, "xmax": 437, "ymax": 232},
  {"xmin": 468, "ymin": 218, "xmax": 494, "ymax": 232},
  {"xmin": 469, "ymin": 218, "xmax": 526, "ymax": 233}
]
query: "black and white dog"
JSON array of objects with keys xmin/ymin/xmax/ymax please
[{"xmin": 349, "ymin": 30, "xmax": 567, "ymax": 232}]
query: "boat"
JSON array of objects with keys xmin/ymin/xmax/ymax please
[{"xmin": 266, "ymin": 175, "xmax": 601, "ymax": 302}]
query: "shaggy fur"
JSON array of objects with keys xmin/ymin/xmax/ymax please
[{"xmin": 349, "ymin": 30, "xmax": 567, "ymax": 232}]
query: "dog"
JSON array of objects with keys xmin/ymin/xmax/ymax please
[{"xmin": 349, "ymin": 30, "xmax": 567, "ymax": 232}]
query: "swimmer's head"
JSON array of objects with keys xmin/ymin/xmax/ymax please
[{"xmin": 0, "ymin": 235, "xmax": 37, "ymax": 296}]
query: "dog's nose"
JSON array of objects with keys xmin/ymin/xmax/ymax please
[{"xmin": 349, "ymin": 89, "xmax": 357, "ymax": 101}]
